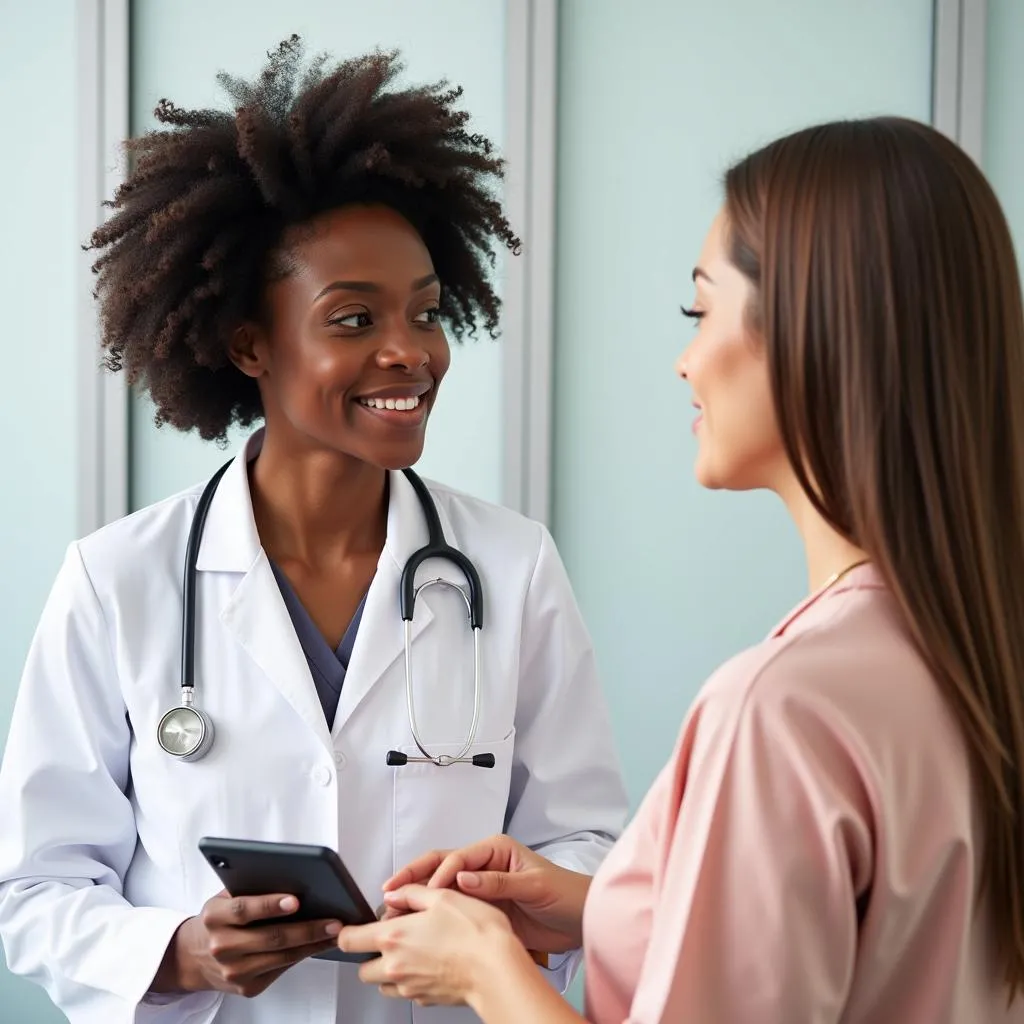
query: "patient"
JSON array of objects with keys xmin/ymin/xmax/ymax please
[{"xmin": 336, "ymin": 116, "xmax": 1024, "ymax": 1023}]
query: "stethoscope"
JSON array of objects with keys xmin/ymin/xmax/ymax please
[{"xmin": 156, "ymin": 459, "xmax": 495, "ymax": 770}]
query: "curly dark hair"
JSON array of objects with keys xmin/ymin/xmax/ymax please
[{"xmin": 87, "ymin": 36, "xmax": 521, "ymax": 442}]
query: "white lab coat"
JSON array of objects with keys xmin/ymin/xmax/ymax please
[{"xmin": 0, "ymin": 431, "xmax": 628, "ymax": 1024}]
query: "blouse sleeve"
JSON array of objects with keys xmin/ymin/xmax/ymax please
[{"xmin": 627, "ymin": 651, "xmax": 875, "ymax": 1024}]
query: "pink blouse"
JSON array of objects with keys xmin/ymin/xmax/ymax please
[{"xmin": 582, "ymin": 565, "xmax": 1022, "ymax": 1023}]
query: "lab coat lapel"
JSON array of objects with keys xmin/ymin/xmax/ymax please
[
  {"xmin": 221, "ymin": 555, "xmax": 335, "ymax": 752},
  {"xmin": 194, "ymin": 431, "xmax": 335, "ymax": 753},
  {"xmin": 331, "ymin": 470, "xmax": 442, "ymax": 735}
]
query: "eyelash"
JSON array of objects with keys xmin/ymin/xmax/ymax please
[
  {"xmin": 680, "ymin": 305, "xmax": 705, "ymax": 322},
  {"xmin": 327, "ymin": 307, "xmax": 441, "ymax": 330}
]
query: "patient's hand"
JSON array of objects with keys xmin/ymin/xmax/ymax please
[{"xmin": 382, "ymin": 834, "xmax": 590, "ymax": 954}]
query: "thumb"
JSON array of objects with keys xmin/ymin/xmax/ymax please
[{"xmin": 457, "ymin": 870, "xmax": 536, "ymax": 903}]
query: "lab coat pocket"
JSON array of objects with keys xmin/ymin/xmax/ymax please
[{"xmin": 391, "ymin": 729, "xmax": 516, "ymax": 875}]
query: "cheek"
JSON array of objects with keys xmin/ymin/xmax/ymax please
[
  {"xmin": 698, "ymin": 340, "xmax": 781, "ymax": 467},
  {"xmin": 273, "ymin": 333, "xmax": 339, "ymax": 380},
  {"xmin": 430, "ymin": 332, "xmax": 452, "ymax": 381},
  {"xmin": 696, "ymin": 333, "xmax": 754, "ymax": 412},
  {"xmin": 269, "ymin": 338, "xmax": 363, "ymax": 421}
]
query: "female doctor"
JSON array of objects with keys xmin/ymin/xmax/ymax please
[{"xmin": 0, "ymin": 39, "xmax": 627, "ymax": 1024}]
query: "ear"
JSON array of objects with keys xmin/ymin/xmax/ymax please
[{"xmin": 228, "ymin": 321, "xmax": 268, "ymax": 379}]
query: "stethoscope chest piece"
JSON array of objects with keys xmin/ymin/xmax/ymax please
[{"xmin": 157, "ymin": 688, "xmax": 215, "ymax": 761}]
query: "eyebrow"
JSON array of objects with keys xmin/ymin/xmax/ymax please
[
  {"xmin": 313, "ymin": 273, "xmax": 440, "ymax": 302},
  {"xmin": 692, "ymin": 267, "xmax": 714, "ymax": 285}
]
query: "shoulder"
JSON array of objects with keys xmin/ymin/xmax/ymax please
[
  {"xmin": 419, "ymin": 476, "xmax": 550, "ymax": 567},
  {"xmin": 689, "ymin": 584, "xmax": 964, "ymax": 791},
  {"xmin": 73, "ymin": 480, "xmax": 205, "ymax": 595},
  {"xmin": 753, "ymin": 585, "xmax": 942, "ymax": 731}
]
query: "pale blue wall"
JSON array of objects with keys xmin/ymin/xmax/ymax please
[
  {"xmin": 6, "ymin": 0, "xmax": 1020, "ymax": 1020},
  {"xmin": 986, "ymin": 0, "xmax": 1024, "ymax": 276},
  {"xmin": 553, "ymin": 0, "xmax": 936, "ymax": 810},
  {"xmin": 0, "ymin": 0, "xmax": 80, "ymax": 1019},
  {"xmin": 129, "ymin": 0, "xmax": 507, "ymax": 510}
]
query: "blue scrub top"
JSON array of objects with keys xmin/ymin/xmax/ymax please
[{"xmin": 270, "ymin": 560, "xmax": 367, "ymax": 729}]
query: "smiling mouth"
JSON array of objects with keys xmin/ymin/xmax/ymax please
[
  {"xmin": 358, "ymin": 395, "xmax": 422, "ymax": 412},
  {"xmin": 354, "ymin": 392, "xmax": 430, "ymax": 429}
]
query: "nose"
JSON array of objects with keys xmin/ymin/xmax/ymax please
[
  {"xmin": 376, "ymin": 325, "xmax": 430, "ymax": 371},
  {"xmin": 675, "ymin": 330, "xmax": 699, "ymax": 380},
  {"xmin": 675, "ymin": 348, "xmax": 689, "ymax": 380}
]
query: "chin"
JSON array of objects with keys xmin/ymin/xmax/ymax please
[
  {"xmin": 695, "ymin": 460, "xmax": 770, "ymax": 493},
  {"xmin": 694, "ymin": 456, "xmax": 752, "ymax": 492},
  {"xmin": 694, "ymin": 453, "xmax": 725, "ymax": 491},
  {"xmin": 368, "ymin": 443, "xmax": 427, "ymax": 473}
]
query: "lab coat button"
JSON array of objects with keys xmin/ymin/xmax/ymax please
[
  {"xmin": 333, "ymin": 752, "xmax": 346, "ymax": 767},
  {"xmin": 312, "ymin": 766, "xmax": 332, "ymax": 786}
]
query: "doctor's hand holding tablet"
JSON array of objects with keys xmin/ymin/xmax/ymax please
[
  {"xmin": 152, "ymin": 838, "xmax": 384, "ymax": 997},
  {"xmin": 0, "ymin": 37, "xmax": 628, "ymax": 1024},
  {"xmin": 150, "ymin": 891, "xmax": 338, "ymax": 999}
]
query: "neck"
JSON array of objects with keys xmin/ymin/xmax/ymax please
[
  {"xmin": 248, "ymin": 430, "xmax": 388, "ymax": 566},
  {"xmin": 777, "ymin": 476, "xmax": 869, "ymax": 593}
]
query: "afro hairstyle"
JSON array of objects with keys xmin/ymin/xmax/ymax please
[{"xmin": 87, "ymin": 36, "xmax": 521, "ymax": 442}]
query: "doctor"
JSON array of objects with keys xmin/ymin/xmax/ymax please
[{"xmin": 0, "ymin": 38, "xmax": 627, "ymax": 1024}]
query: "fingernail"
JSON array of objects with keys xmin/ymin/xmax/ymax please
[
  {"xmin": 280, "ymin": 897, "xmax": 298, "ymax": 911},
  {"xmin": 325, "ymin": 922, "xmax": 341, "ymax": 937},
  {"xmin": 459, "ymin": 872, "xmax": 480, "ymax": 889}
]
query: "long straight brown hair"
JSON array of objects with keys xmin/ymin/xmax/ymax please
[{"xmin": 724, "ymin": 117, "xmax": 1024, "ymax": 996}]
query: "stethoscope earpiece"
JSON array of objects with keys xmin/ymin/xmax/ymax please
[{"xmin": 385, "ymin": 750, "xmax": 494, "ymax": 768}]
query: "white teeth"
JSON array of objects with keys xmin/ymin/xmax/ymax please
[{"xmin": 359, "ymin": 395, "xmax": 421, "ymax": 411}]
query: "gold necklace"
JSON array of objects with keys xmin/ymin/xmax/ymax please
[{"xmin": 821, "ymin": 558, "xmax": 870, "ymax": 592}]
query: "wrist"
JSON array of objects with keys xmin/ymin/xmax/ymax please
[
  {"xmin": 151, "ymin": 918, "xmax": 199, "ymax": 994},
  {"xmin": 465, "ymin": 927, "xmax": 538, "ymax": 1017},
  {"xmin": 564, "ymin": 869, "xmax": 591, "ymax": 947}
]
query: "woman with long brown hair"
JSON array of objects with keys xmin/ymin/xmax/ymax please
[{"xmin": 332, "ymin": 116, "xmax": 1024, "ymax": 1022}]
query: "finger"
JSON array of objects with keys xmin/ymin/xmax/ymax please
[
  {"xmin": 222, "ymin": 938, "xmax": 336, "ymax": 988},
  {"xmin": 383, "ymin": 849, "xmax": 450, "ymax": 891},
  {"xmin": 337, "ymin": 921, "xmax": 391, "ymax": 955},
  {"xmin": 380, "ymin": 889, "xmax": 418, "ymax": 913},
  {"xmin": 378, "ymin": 984, "xmax": 403, "ymax": 999},
  {"xmin": 455, "ymin": 869, "xmax": 535, "ymax": 904},
  {"xmin": 217, "ymin": 917, "xmax": 342, "ymax": 958},
  {"xmin": 248, "ymin": 938, "xmax": 338, "ymax": 977},
  {"xmin": 381, "ymin": 884, "xmax": 467, "ymax": 914},
  {"xmin": 425, "ymin": 839, "xmax": 510, "ymax": 889},
  {"xmin": 381, "ymin": 884, "xmax": 448, "ymax": 914},
  {"xmin": 205, "ymin": 892, "xmax": 301, "ymax": 928},
  {"xmin": 247, "ymin": 964, "xmax": 289, "ymax": 995},
  {"xmin": 424, "ymin": 852, "xmax": 471, "ymax": 890},
  {"xmin": 358, "ymin": 956, "xmax": 391, "ymax": 987}
]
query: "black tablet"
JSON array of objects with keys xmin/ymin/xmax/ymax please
[{"xmin": 198, "ymin": 837, "xmax": 380, "ymax": 963}]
